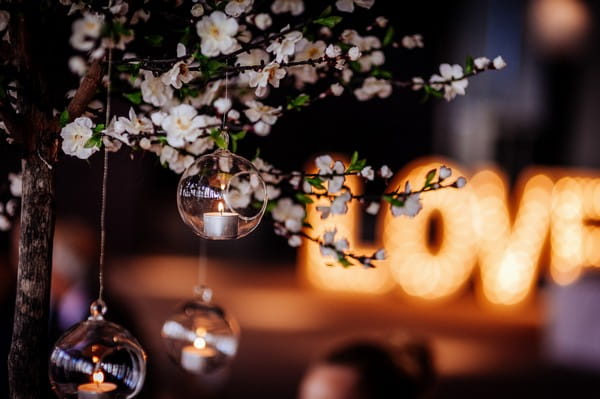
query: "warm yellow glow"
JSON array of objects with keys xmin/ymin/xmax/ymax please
[
  {"xmin": 299, "ymin": 157, "xmax": 600, "ymax": 306},
  {"xmin": 472, "ymin": 170, "xmax": 553, "ymax": 305},
  {"xmin": 92, "ymin": 370, "xmax": 104, "ymax": 384},
  {"xmin": 383, "ymin": 160, "xmax": 476, "ymax": 300},
  {"xmin": 218, "ymin": 202, "xmax": 224, "ymax": 213},
  {"xmin": 195, "ymin": 327, "xmax": 207, "ymax": 337},
  {"xmin": 550, "ymin": 176, "xmax": 600, "ymax": 284},
  {"xmin": 299, "ymin": 158, "xmax": 394, "ymax": 294},
  {"xmin": 91, "ymin": 356, "xmax": 100, "ymax": 364},
  {"xmin": 193, "ymin": 337, "xmax": 206, "ymax": 349}
]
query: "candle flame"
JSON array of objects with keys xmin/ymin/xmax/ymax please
[
  {"xmin": 195, "ymin": 327, "xmax": 207, "ymax": 336},
  {"xmin": 92, "ymin": 371, "xmax": 104, "ymax": 384},
  {"xmin": 193, "ymin": 337, "xmax": 206, "ymax": 349},
  {"xmin": 218, "ymin": 202, "xmax": 224, "ymax": 213}
]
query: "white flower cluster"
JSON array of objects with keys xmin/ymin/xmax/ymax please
[{"xmin": 0, "ymin": 173, "xmax": 20, "ymax": 231}]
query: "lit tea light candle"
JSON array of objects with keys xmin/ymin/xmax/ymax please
[
  {"xmin": 77, "ymin": 371, "xmax": 117, "ymax": 399},
  {"xmin": 181, "ymin": 337, "xmax": 217, "ymax": 372},
  {"xmin": 203, "ymin": 202, "xmax": 238, "ymax": 239}
]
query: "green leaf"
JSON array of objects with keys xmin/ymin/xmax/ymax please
[
  {"xmin": 93, "ymin": 123, "xmax": 105, "ymax": 133},
  {"xmin": 350, "ymin": 151, "xmax": 359, "ymax": 166},
  {"xmin": 59, "ymin": 109, "xmax": 70, "ymax": 128},
  {"xmin": 372, "ymin": 68, "xmax": 392, "ymax": 79},
  {"xmin": 116, "ymin": 63, "xmax": 141, "ymax": 76},
  {"xmin": 349, "ymin": 61, "xmax": 362, "ymax": 73},
  {"xmin": 318, "ymin": 5, "xmax": 332, "ymax": 18},
  {"xmin": 337, "ymin": 255, "xmax": 353, "ymax": 268},
  {"xmin": 295, "ymin": 193, "xmax": 314, "ymax": 205},
  {"xmin": 230, "ymin": 130, "xmax": 247, "ymax": 153},
  {"xmin": 383, "ymin": 194, "xmax": 404, "ymax": 208},
  {"xmin": 465, "ymin": 55, "xmax": 474, "ymax": 75},
  {"xmin": 123, "ymin": 91, "xmax": 142, "ymax": 105},
  {"xmin": 287, "ymin": 94, "xmax": 311, "ymax": 111},
  {"xmin": 144, "ymin": 34, "xmax": 164, "ymax": 47},
  {"xmin": 210, "ymin": 129, "xmax": 228, "ymax": 149},
  {"xmin": 305, "ymin": 176, "xmax": 325, "ymax": 190},
  {"xmin": 383, "ymin": 26, "xmax": 395, "ymax": 47},
  {"xmin": 314, "ymin": 15, "xmax": 343, "ymax": 28},
  {"xmin": 424, "ymin": 85, "xmax": 443, "ymax": 99},
  {"xmin": 84, "ymin": 134, "xmax": 103, "ymax": 149},
  {"xmin": 266, "ymin": 200, "xmax": 277, "ymax": 213},
  {"xmin": 424, "ymin": 168, "xmax": 437, "ymax": 187},
  {"xmin": 346, "ymin": 152, "xmax": 367, "ymax": 173}
]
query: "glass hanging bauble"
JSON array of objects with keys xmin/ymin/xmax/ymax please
[
  {"xmin": 49, "ymin": 300, "xmax": 147, "ymax": 399},
  {"xmin": 161, "ymin": 286, "xmax": 240, "ymax": 375},
  {"xmin": 177, "ymin": 148, "xmax": 267, "ymax": 240}
]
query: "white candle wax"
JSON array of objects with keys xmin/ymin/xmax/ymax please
[
  {"xmin": 181, "ymin": 344, "xmax": 217, "ymax": 372},
  {"xmin": 77, "ymin": 382, "xmax": 117, "ymax": 399},
  {"xmin": 203, "ymin": 207, "xmax": 238, "ymax": 238}
]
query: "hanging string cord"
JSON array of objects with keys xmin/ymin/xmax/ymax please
[
  {"xmin": 221, "ymin": 62, "xmax": 229, "ymax": 147},
  {"xmin": 98, "ymin": 40, "xmax": 114, "ymax": 304}
]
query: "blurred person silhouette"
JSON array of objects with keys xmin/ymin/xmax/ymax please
[{"xmin": 299, "ymin": 339, "xmax": 434, "ymax": 399}]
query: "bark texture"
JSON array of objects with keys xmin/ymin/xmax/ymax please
[{"xmin": 8, "ymin": 139, "xmax": 56, "ymax": 399}]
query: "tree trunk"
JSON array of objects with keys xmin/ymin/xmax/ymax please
[{"xmin": 8, "ymin": 147, "xmax": 56, "ymax": 399}]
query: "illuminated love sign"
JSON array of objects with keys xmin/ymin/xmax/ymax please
[{"xmin": 298, "ymin": 158, "xmax": 600, "ymax": 306}]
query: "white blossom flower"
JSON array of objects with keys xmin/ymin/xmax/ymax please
[
  {"xmin": 248, "ymin": 61, "xmax": 286, "ymax": 97},
  {"xmin": 354, "ymin": 77, "xmax": 392, "ymax": 101},
  {"xmin": 266, "ymin": 28, "xmax": 302, "ymax": 63},
  {"xmin": 214, "ymin": 97, "xmax": 232, "ymax": 114},
  {"xmin": 115, "ymin": 107, "xmax": 154, "ymax": 136},
  {"xmin": 315, "ymin": 155, "xmax": 333, "ymax": 175},
  {"xmin": 411, "ymin": 77, "xmax": 425, "ymax": 91},
  {"xmin": 335, "ymin": 0, "xmax": 374, "ymax": 13},
  {"xmin": 8, "ymin": 173, "xmax": 21, "ymax": 197},
  {"xmin": 439, "ymin": 165, "xmax": 452, "ymax": 180},
  {"xmin": 225, "ymin": 0, "xmax": 254, "ymax": 17},
  {"xmin": 272, "ymin": 198, "xmax": 305, "ymax": 232},
  {"xmin": 290, "ymin": 39, "xmax": 326, "ymax": 84},
  {"xmin": 342, "ymin": 68, "xmax": 353, "ymax": 83},
  {"xmin": 474, "ymin": 56, "xmax": 490, "ymax": 70},
  {"xmin": 379, "ymin": 165, "xmax": 393, "ymax": 179},
  {"xmin": 360, "ymin": 166, "xmax": 374, "ymax": 180},
  {"xmin": 186, "ymin": 136, "xmax": 215, "ymax": 155},
  {"xmin": 237, "ymin": 49, "xmax": 270, "ymax": 83},
  {"xmin": 131, "ymin": 9, "xmax": 151, "ymax": 24},
  {"xmin": 493, "ymin": 55, "xmax": 507, "ymax": 70},
  {"xmin": 391, "ymin": 193, "xmax": 422, "ymax": 218},
  {"xmin": 159, "ymin": 146, "xmax": 195, "ymax": 174},
  {"xmin": 70, "ymin": 12, "xmax": 104, "ymax": 51},
  {"xmin": 254, "ymin": 13, "xmax": 272, "ymax": 30},
  {"xmin": 0, "ymin": 214, "xmax": 10, "ymax": 231},
  {"xmin": 325, "ymin": 44, "xmax": 342, "ymax": 58},
  {"xmin": 109, "ymin": 0, "xmax": 129, "ymax": 15},
  {"xmin": 161, "ymin": 61, "xmax": 197, "ymax": 89},
  {"xmin": 196, "ymin": 11, "xmax": 238, "ymax": 56},
  {"xmin": 288, "ymin": 235, "xmax": 302, "ymax": 247},
  {"xmin": 348, "ymin": 46, "xmax": 361, "ymax": 61},
  {"xmin": 375, "ymin": 17, "xmax": 388, "ymax": 28},
  {"xmin": 60, "ymin": 117, "xmax": 98, "ymax": 159},
  {"xmin": 330, "ymin": 83, "xmax": 344, "ymax": 96},
  {"xmin": 244, "ymin": 100, "xmax": 281, "ymax": 125},
  {"xmin": 331, "ymin": 191, "xmax": 351, "ymax": 215},
  {"xmin": 455, "ymin": 177, "xmax": 467, "ymax": 188},
  {"xmin": 374, "ymin": 248, "xmax": 385, "ymax": 260},
  {"xmin": 252, "ymin": 121, "xmax": 269, "ymax": 136},
  {"xmin": 141, "ymin": 71, "xmax": 174, "ymax": 107},
  {"xmin": 271, "ymin": 0, "xmax": 304, "ymax": 16},
  {"xmin": 430, "ymin": 63, "xmax": 468, "ymax": 101},
  {"xmin": 68, "ymin": 56, "xmax": 87, "ymax": 76},
  {"xmin": 0, "ymin": 11, "xmax": 9, "ymax": 32},
  {"xmin": 328, "ymin": 161, "xmax": 345, "ymax": 194},
  {"xmin": 6, "ymin": 199, "xmax": 17, "ymax": 216},
  {"xmin": 191, "ymin": 4, "xmax": 205, "ymax": 17},
  {"xmin": 401, "ymin": 34, "xmax": 424, "ymax": 49},
  {"xmin": 161, "ymin": 104, "xmax": 206, "ymax": 148},
  {"xmin": 366, "ymin": 201, "xmax": 380, "ymax": 215}
]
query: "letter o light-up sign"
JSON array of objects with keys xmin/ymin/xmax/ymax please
[{"xmin": 299, "ymin": 158, "xmax": 600, "ymax": 306}]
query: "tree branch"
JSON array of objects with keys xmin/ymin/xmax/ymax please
[
  {"xmin": 66, "ymin": 58, "xmax": 105, "ymax": 121},
  {"xmin": 0, "ymin": 105, "xmax": 23, "ymax": 144}
]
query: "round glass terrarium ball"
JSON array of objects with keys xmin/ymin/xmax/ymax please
[
  {"xmin": 177, "ymin": 148, "xmax": 267, "ymax": 240},
  {"xmin": 161, "ymin": 287, "xmax": 240, "ymax": 375},
  {"xmin": 49, "ymin": 301, "xmax": 147, "ymax": 399}
]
